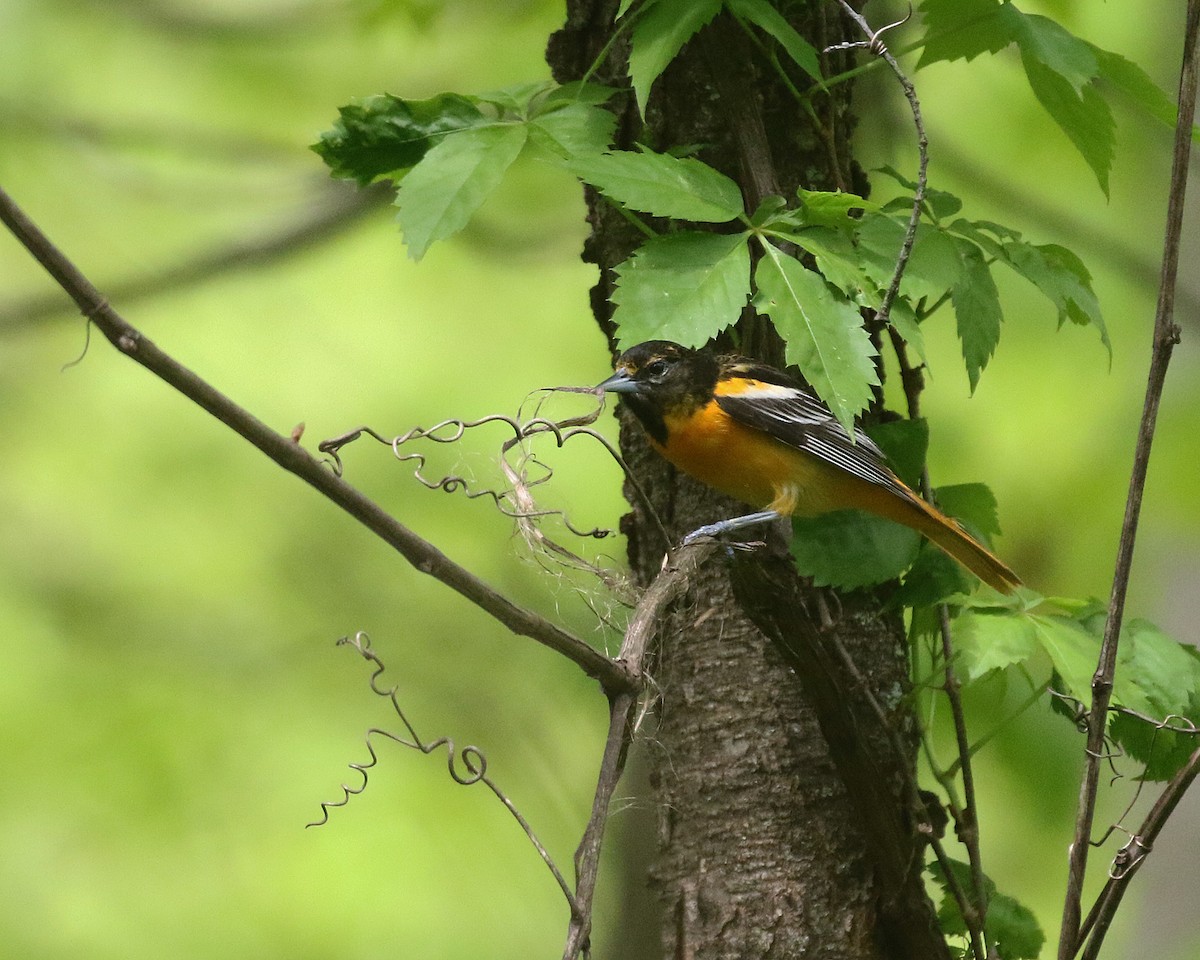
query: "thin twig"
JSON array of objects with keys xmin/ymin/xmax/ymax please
[
  {"xmin": 833, "ymin": 0, "xmax": 926, "ymax": 326},
  {"xmin": 1077, "ymin": 740, "xmax": 1200, "ymax": 960},
  {"xmin": 0, "ymin": 183, "xmax": 635, "ymax": 696},
  {"xmin": 894, "ymin": 266, "xmax": 989, "ymax": 958},
  {"xmin": 309, "ymin": 632, "xmax": 578, "ymax": 908},
  {"xmin": 563, "ymin": 543, "xmax": 715, "ymax": 959},
  {"xmin": 831, "ymin": 8, "xmax": 986, "ymax": 954},
  {"xmin": 1057, "ymin": 3, "xmax": 1198, "ymax": 956},
  {"xmin": 936, "ymin": 606, "xmax": 990, "ymax": 956}
]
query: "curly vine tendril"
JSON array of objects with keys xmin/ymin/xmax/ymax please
[{"xmin": 308, "ymin": 632, "xmax": 577, "ymax": 911}]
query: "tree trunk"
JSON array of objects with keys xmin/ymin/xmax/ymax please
[{"xmin": 548, "ymin": 3, "xmax": 948, "ymax": 957}]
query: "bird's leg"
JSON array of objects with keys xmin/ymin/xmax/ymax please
[{"xmin": 681, "ymin": 510, "xmax": 782, "ymax": 546}]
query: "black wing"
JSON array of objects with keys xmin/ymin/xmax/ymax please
[{"xmin": 714, "ymin": 360, "xmax": 911, "ymax": 496}]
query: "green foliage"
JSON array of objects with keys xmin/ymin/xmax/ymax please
[
  {"xmin": 869, "ymin": 418, "xmax": 930, "ymax": 488},
  {"xmin": 313, "ymin": 83, "xmax": 619, "ymax": 260},
  {"xmin": 934, "ymin": 483, "xmax": 1002, "ymax": 540},
  {"xmin": 932, "ymin": 858, "xmax": 1044, "ymax": 959},
  {"xmin": 611, "ymin": 231, "xmax": 751, "ymax": 347},
  {"xmin": 949, "ymin": 238, "xmax": 1003, "ymax": 391},
  {"xmin": 312, "ymin": 92, "xmax": 485, "ymax": 185},
  {"xmin": 917, "ymin": 0, "xmax": 1178, "ymax": 196},
  {"xmin": 1110, "ymin": 620, "xmax": 1200, "ymax": 780},
  {"xmin": 624, "ymin": 0, "xmax": 823, "ymax": 114},
  {"xmin": 951, "ymin": 599, "xmax": 1200, "ymax": 781},
  {"xmin": 1090, "ymin": 45, "xmax": 1180, "ymax": 128},
  {"xmin": 396, "ymin": 123, "xmax": 529, "ymax": 260},
  {"xmin": 725, "ymin": 0, "xmax": 821, "ymax": 81},
  {"xmin": 568, "ymin": 149, "xmax": 744, "ymax": 221},
  {"xmin": 315, "ymin": 80, "xmax": 1108, "ymax": 415},
  {"xmin": 626, "ymin": 0, "xmax": 723, "ymax": 114},
  {"xmin": 999, "ymin": 241, "xmax": 1109, "ymax": 350},
  {"xmin": 753, "ymin": 240, "xmax": 878, "ymax": 431},
  {"xmin": 899, "ymin": 548, "xmax": 973, "ymax": 609},
  {"xmin": 791, "ymin": 509, "xmax": 922, "ymax": 589},
  {"xmin": 528, "ymin": 102, "xmax": 619, "ymax": 164}
]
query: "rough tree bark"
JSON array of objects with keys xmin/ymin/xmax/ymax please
[{"xmin": 548, "ymin": 3, "xmax": 948, "ymax": 957}]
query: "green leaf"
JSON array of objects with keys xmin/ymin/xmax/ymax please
[
  {"xmin": 749, "ymin": 195, "xmax": 789, "ymax": 226},
  {"xmin": 857, "ymin": 215, "xmax": 963, "ymax": 304},
  {"xmin": 1001, "ymin": 240, "xmax": 1109, "ymax": 353},
  {"xmin": 528, "ymin": 103, "xmax": 616, "ymax": 162},
  {"xmin": 867, "ymin": 418, "xmax": 929, "ymax": 489},
  {"xmin": 1091, "ymin": 44, "xmax": 1178, "ymax": 128},
  {"xmin": 570, "ymin": 149, "xmax": 745, "ymax": 222},
  {"xmin": 950, "ymin": 237, "xmax": 1003, "ymax": 391},
  {"xmin": 753, "ymin": 243, "xmax": 878, "ymax": 431},
  {"xmin": 775, "ymin": 226, "xmax": 877, "ymax": 304},
  {"xmin": 887, "ymin": 298, "xmax": 928, "ymax": 365},
  {"xmin": 985, "ymin": 891, "xmax": 1046, "ymax": 960},
  {"xmin": 395, "ymin": 122, "xmax": 529, "ymax": 260},
  {"xmin": 534, "ymin": 81, "xmax": 622, "ymax": 113},
  {"xmin": 934, "ymin": 483, "xmax": 1001, "ymax": 539},
  {"xmin": 1115, "ymin": 620, "xmax": 1200, "ymax": 718},
  {"xmin": 1012, "ymin": 13, "xmax": 1113, "ymax": 194},
  {"xmin": 628, "ymin": 0, "xmax": 723, "ymax": 114},
  {"xmin": 874, "ymin": 169, "xmax": 964, "ymax": 221},
  {"xmin": 1018, "ymin": 38, "xmax": 1114, "ymax": 195},
  {"xmin": 1029, "ymin": 614, "xmax": 1097, "ymax": 705},
  {"xmin": 924, "ymin": 189, "xmax": 964, "ymax": 221},
  {"xmin": 919, "ymin": 2, "xmax": 1118, "ymax": 193},
  {"xmin": 948, "ymin": 217, "xmax": 1008, "ymax": 261},
  {"xmin": 873, "ymin": 164, "xmax": 919, "ymax": 194},
  {"xmin": 896, "ymin": 546, "xmax": 971, "ymax": 608},
  {"xmin": 1109, "ymin": 619, "xmax": 1200, "ymax": 780},
  {"xmin": 472, "ymin": 81, "xmax": 552, "ymax": 114},
  {"xmin": 313, "ymin": 92, "xmax": 485, "ymax": 186},
  {"xmin": 727, "ymin": 0, "xmax": 822, "ymax": 80},
  {"xmin": 931, "ymin": 859, "xmax": 1045, "ymax": 960},
  {"xmin": 611, "ymin": 231, "xmax": 751, "ymax": 347},
  {"xmin": 791, "ymin": 510, "xmax": 922, "ymax": 590},
  {"xmin": 916, "ymin": 0, "xmax": 1016, "ymax": 67},
  {"xmin": 795, "ymin": 187, "xmax": 879, "ymax": 226},
  {"xmin": 1013, "ymin": 13, "xmax": 1098, "ymax": 94},
  {"xmin": 953, "ymin": 609, "xmax": 1039, "ymax": 681}
]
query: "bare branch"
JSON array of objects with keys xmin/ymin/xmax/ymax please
[
  {"xmin": 832, "ymin": 0, "xmax": 926, "ymax": 328},
  {"xmin": 934, "ymin": 606, "xmax": 990, "ymax": 959},
  {"xmin": 563, "ymin": 542, "xmax": 715, "ymax": 960},
  {"xmin": 0, "ymin": 183, "xmax": 634, "ymax": 695},
  {"xmin": 1077, "ymin": 741, "xmax": 1200, "ymax": 959},
  {"xmin": 1058, "ymin": 3, "xmax": 1199, "ymax": 955}
]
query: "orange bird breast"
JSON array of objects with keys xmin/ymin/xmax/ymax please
[{"xmin": 655, "ymin": 399, "xmax": 814, "ymax": 513}]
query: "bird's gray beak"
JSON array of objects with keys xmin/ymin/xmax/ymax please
[{"xmin": 596, "ymin": 368, "xmax": 643, "ymax": 395}]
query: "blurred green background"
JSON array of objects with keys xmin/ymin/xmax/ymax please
[{"xmin": 1, "ymin": 1, "xmax": 1197, "ymax": 957}]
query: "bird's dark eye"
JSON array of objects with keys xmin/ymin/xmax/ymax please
[{"xmin": 643, "ymin": 359, "xmax": 670, "ymax": 380}]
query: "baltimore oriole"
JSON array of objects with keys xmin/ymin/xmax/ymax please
[{"xmin": 598, "ymin": 339, "xmax": 1021, "ymax": 594}]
